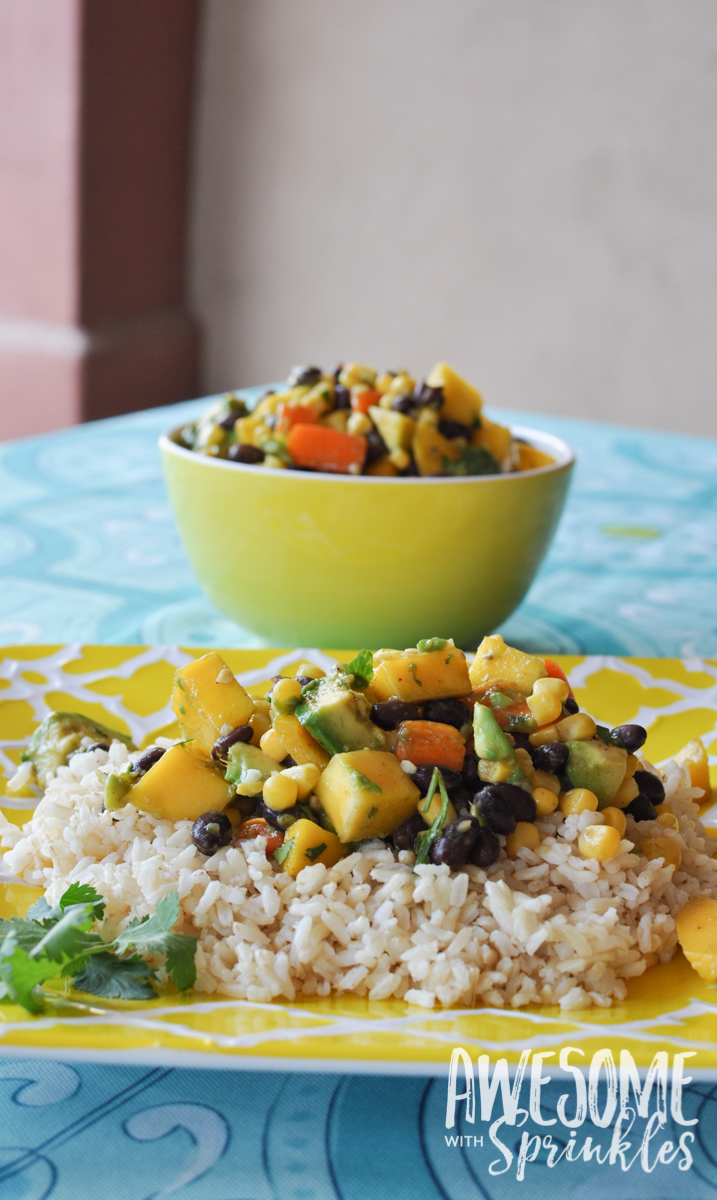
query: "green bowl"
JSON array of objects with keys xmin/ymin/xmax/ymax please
[{"xmin": 160, "ymin": 419, "xmax": 574, "ymax": 648}]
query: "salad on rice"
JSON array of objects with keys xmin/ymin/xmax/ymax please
[{"xmin": 1, "ymin": 636, "xmax": 716, "ymax": 1013}]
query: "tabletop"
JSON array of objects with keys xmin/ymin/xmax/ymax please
[{"xmin": 1, "ymin": 399, "xmax": 717, "ymax": 1199}]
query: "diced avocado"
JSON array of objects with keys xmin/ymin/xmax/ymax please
[
  {"xmin": 473, "ymin": 703, "xmax": 515, "ymax": 763},
  {"xmin": 295, "ymin": 674, "xmax": 385, "ymax": 756},
  {"xmin": 565, "ymin": 739, "xmax": 627, "ymax": 808},
  {"xmin": 315, "ymin": 749, "xmax": 419, "ymax": 842},
  {"xmin": 23, "ymin": 712, "xmax": 134, "ymax": 788},
  {"xmin": 224, "ymin": 742, "xmax": 278, "ymax": 786}
]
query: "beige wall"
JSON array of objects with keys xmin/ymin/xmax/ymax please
[{"xmin": 189, "ymin": 0, "xmax": 717, "ymax": 436}]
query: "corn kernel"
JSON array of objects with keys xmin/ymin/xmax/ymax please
[
  {"xmin": 478, "ymin": 759, "xmax": 514, "ymax": 784},
  {"xmin": 388, "ymin": 447, "xmax": 411, "ymax": 471},
  {"xmin": 263, "ymin": 772, "xmax": 299, "ymax": 811},
  {"xmin": 514, "ymin": 747, "xmax": 535, "ymax": 779},
  {"xmin": 235, "ymin": 779, "xmax": 265, "ymax": 797},
  {"xmin": 249, "ymin": 712, "xmax": 272, "ymax": 745},
  {"xmin": 602, "ymin": 807, "xmax": 627, "ymax": 838},
  {"xmin": 532, "ymin": 769, "xmax": 561, "ymax": 795},
  {"xmin": 533, "ymin": 677, "xmax": 570, "ymax": 704},
  {"xmin": 529, "ymin": 723, "xmax": 561, "ymax": 747},
  {"xmin": 376, "ymin": 372, "xmax": 396, "ymax": 395},
  {"xmin": 526, "ymin": 689, "xmax": 563, "ymax": 726},
  {"xmin": 506, "ymin": 821, "xmax": 541, "ymax": 857},
  {"xmin": 559, "ymin": 788, "xmax": 599, "ymax": 815},
  {"xmin": 625, "ymin": 754, "xmax": 639, "ymax": 778},
  {"xmin": 323, "ymin": 408, "xmax": 349, "ymax": 431},
  {"xmin": 264, "ymin": 455, "xmax": 286, "ymax": 470},
  {"xmin": 260, "ymin": 729, "xmax": 288, "ymax": 762},
  {"xmin": 640, "ymin": 835, "xmax": 681, "ymax": 870},
  {"xmin": 272, "ymin": 678, "xmax": 303, "ymax": 707},
  {"xmin": 658, "ymin": 812, "xmax": 679, "ymax": 830},
  {"xmin": 533, "ymin": 786, "xmax": 559, "ymax": 815},
  {"xmin": 557, "ymin": 713, "xmax": 597, "ymax": 741},
  {"xmin": 296, "ymin": 662, "xmax": 325, "ymax": 680},
  {"xmin": 654, "ymin": 802, "xmax": 673, "ymax": 817},
  {"xmin": 281, "ymin": 762, "xmax": 322, "ymax": 800},
  {"xmin": 347, "ymin": 411, "xmax": 373, "ymax": 437},
  {"xmin": 253, "ymin": 699, "xmax": 271, "ymax": 716},
  {"xmin": 418, "ymin": 794, "xmax": 457, "ymax": 827},
  {"xmin": 578, "ymin": 825, "xmax": 621, "ymax": 862},
  {"xmin": 613, "ymin": 775, "xmax": 639, "ymax": 808}
]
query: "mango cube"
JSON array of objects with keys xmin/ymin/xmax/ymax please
[
  {"xmin": 173, "ymin": 652, "xmax": 254, "ymax": 753},
  {"xmin": 676, "ymin": 896, "xmax": 717, "ymax": 982},
  {"xmin": 129, "ymin": 743, "xmax": 233, "ymax": 822},
  {"xmin": 316, "ymin": 749, "xmax": 420, "ymax": 842},
  {"xmin": 674, "ymin": 739, "xmax": 711, "ymax": 799},
  {"xmin": 372, "ymin": 643, "xmax": 471, "ymax": 704},
  {"xmin": 425, "ymin": 361, "xmax": 483, "ymax": 427},
  {"xmin": 472, "ymin": 416, "xmax": 512, "ymax": 469},
  {"xmin": 278, "ymin": 819, "xmax": 344, "ymax": 878},
  {"xmin": 272, "ymin": 713, "xmax": 330, "ymax": 769},
  {"xmin": 469, "ymin": 634, "xmax": 547, "ymax": 696}
]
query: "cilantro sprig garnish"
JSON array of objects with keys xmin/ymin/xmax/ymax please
[
  {"xmin": 344, "ymin": 649, "xmax": 373, "ymax": 688},
  {"xmin": 415, "ymin": 769, "xmax": 451, "ymax": 865},
  {"xmin": 0, "ymin": 885, "xmax": 197, "ymax": 1013}
]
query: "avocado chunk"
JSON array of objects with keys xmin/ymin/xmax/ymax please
[
  {"xmin": 23, "ymin": 712, "xmax": 134, "ymax": 788},
  {"xmin": 473, "ymin": 703, "xmax": 515, "ymax": 763},
  {"xmin": 565, "ymin": 739, "xmax": 627, "ymax": 807},
  {"xmin": 224, "ymin": 742, "xmax": 278, "ymax": 786},
  {"xmin": 295, "ymin": 673, "xmax": 386, "ymax": 756}
]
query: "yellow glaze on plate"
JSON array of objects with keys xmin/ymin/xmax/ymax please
[{"xmin": 1, "ymin": 644, "xmax": 717, "ymax": 1069}]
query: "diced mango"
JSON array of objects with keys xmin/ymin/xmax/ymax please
[
  {"xmin": 272, "ymin": 713, "xmax": 330, "ymax": 769},
  {"xmin": 472, "ymin": 417, "xmax": 512, "ymax": 469},
  {"xmin": 517, "ymin": 442, "xmax": 554, "ymax": 471},
  {"xmin": 365, "ymin": 456, "xmax": 399, "ymax": 476},
  {"xmin": 469, "ymin": 635, "xmax": 547, "ymax": 696},
  {"xmin": 372, "ymin": 643, "xmax": 471, "ymax": 704},
  {"xmin": 425, "ymin": 362, "xmax": 483, "ymax": 427},
  {"xmin": 278, "ymin": 819, "xmax": 345, "ymax": 878},
  {"xmin": 129, "ymin": 743, "xmax": 233, "ymax": 822},
  {"xmin": 316, "ymin": 749, "xmax": 420, "ymax": 842},
  {"xmin": 676, "ymin": 896, "xmax": 717, "ymax": 982},
  {"xmin": 674, "ymin": 739, "xmax": 711, "ymax": 799},
  {"xmin": 412, "ymin": 421, "xmax": 459, "ymax": 476},
  {"xmin": 368, "ymin": 406, "xmax": 416, "ymax": 452},
  {"xmin": 173, "ymin": 652, "xmax": 254, "ymax": 754}
]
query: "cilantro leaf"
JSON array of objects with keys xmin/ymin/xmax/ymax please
[
  {"xmin": 113, "ymin": 893, "xmax": 197, "ymax": 992},
  {"xmin": 0, "ymin": 934, "xmax": 59, "ymax": 1013},
  {"xmin": 73, "ymin": 952, "xmax": 158, "ymax": 1001},
  {"xmin": 415, "ymin": 769, "xmax": 451, "ymax": 864},
  {"xmin": 60, "ymin": 883, "xmax": 106, "ymax": 920},
  {"xmin": 25, "ymin": 896, "xmax": 56, "ymax": 923},
  {"xmin": 305, "ymin": 843, "xmax": 327, "ymax": 863},
  {"xmin": 0, "ymin": 916, "xmax": 51, "ymax": 954},
  {"xmin": 344, "ymin": 649, "xmax": 373, "ymax": 688},
  {"xmin": 29, "ymin": 905, "xmax": 101, "ymax": 965},
  {"xmin": 441, "ymin": 446, "xmax": 500, "ymax": 476}
]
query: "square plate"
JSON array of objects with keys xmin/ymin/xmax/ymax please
[{"xmin": 1, "ymin": 645, "xmax": 716, "ymax": 1074}]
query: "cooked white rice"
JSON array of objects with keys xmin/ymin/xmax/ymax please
[{"xmin": 1, "ymin": 742, "xmax": 715, "ymax": 1011}]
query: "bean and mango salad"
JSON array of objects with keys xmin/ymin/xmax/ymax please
[
  {"xmin": 21, "ymin": 635, "xmax": 709, "ymax": 881},
  {"xmin": 178, "ymin": 361, "xmax": 554, "ymax": 476}
]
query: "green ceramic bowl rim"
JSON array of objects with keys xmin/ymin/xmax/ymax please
[{"xmin": 160, "ymin": 422, "xmax": 575, "ymax": 484}]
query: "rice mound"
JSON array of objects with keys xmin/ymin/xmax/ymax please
[{"xmin": 2, "ymin": 742, "xmax": 716, "ymax": 1011}]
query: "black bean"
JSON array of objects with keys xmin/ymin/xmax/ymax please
[
  {"xmin": 228, "ymin": 443, "xmax": 264, "ymax": 464},
  {"xmin": 474, "ymin": 790, "xmax": 516, "ymax": 836},
  {"xmin": 131, "ymin": 746, "xmax": 166, "ymax": 775},
  {"xmin": 391, "ymin": 395, "xmax": 415, "ymax": 415},
  {"xmin": 531, "ymin": 742, "xmax": 569, "ymax": 775},
  {"xmin": 217, "ymin": 410, "xmax": 240, "ymax": 431},
  {"xmin": 469, "ymin": 828, "xmax": 501, "ymax": 867},
  {"xmin": 478, "ymin": 782, "xmax": 537, "ymax": 823},
  {"xmin": 451, "ymin": 788, "xmax": 474, "ymax": 815},
  {"xmin": 334, "ymin": 383, "xmax": 351, "ymax": 409},
  {"xmin": 625, "ymin": 794, "xmax": 658, "ymax": 822},
  {"xmin": 191, "ymin": 811, "xmax": 233, "ymax": 855},
  {"xmin": 563, "ymin": 697, "xmax": 579, "ymax": 715},
  {"xmin": 392, "ymin": 812, "xmax": 426, "ymax": 852},
  {"xmin": 231, "ymin": 794, "xmax": 260, "ymax": 821},
  {"xmin": 371, "ymin": 699, "xmax": 421, "ymax": 730},
  {"xmin": 288, "ymin": 365, "xmax": 322, "ymax": 388},
  {"xmin": 412, "ymin": 764, "xmax": 464, "ymax": 797},
  {"xmin": 412, "ymin": 382, "xmax": 444, "ymax": 409},
  {"xmin": 255, "ymin": 800, "xmax": 304, "ymax": 831},
  {"xmin": 422, "ymin": 698, "xmax": 471, "ymax": 730},
  {"xmin": 461, "ymin": 751, "xmax": 480, "ymax": 792},
  {"xmin": 332, "ymin": 364, "xmax": 343, "ymax": 381},
  {"xmin": 365, "ymin": 429, "xmax": 387, "ymax": 466},
  {"xmin": 633, "ymin": 770, "xmax": 665, "ymax": 805},
  {"xmin": 211, "ymin": 724, "xmax": 254, "ymax": 761},
  {"xmin": 88, "ymin": 742, "xmax": 110, "ymax": 753},
  {"xmin": 281, "ymin": 754, "xmax": 297, "ymax": 767},
  {"xmin": 430, "ymin": 816, "xmax": 482, "ymax": 867},
  {"xmin": 610, "ymin": 724, "xmax": 647, "ymax": 752},
  {"xmin": 296, "ymin": 676, "xmax": 316, "ymax": 688},
  {"xmin": 438, "ymin": 419, "xmax": 472, "ymax": 441}
]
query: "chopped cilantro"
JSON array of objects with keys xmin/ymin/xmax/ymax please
[
  {"xmin": 408, "ymin": 662, "xmax": 422, "ymax": 686},
  {"xmin": 368, "ymin": 806, "xmax": 378, "ymax": 819},
  {"xmin": 344, "ymin": 649, "xmax": 373, "ymax": 687},
  {"xmin": 415, "ymin": 770, "xmax": 451, "ymax": 864},
  {"xmin": 416, "ymin": 638, "xmax": 448, "ymax": 654},
  {"xmin": 346, "ymin": 767, "xmax": 382, "ymax": 794},
  {"xmin": 441, "ymin": 446, "xmax": 500, "ymax": 476},
  {"xmin": 305, "ymin": 843, "xmax": 327, "ymax": 863}
]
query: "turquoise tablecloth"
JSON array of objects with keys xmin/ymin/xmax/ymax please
[
  {"xmin": 1, "ymin": 398, "xmax": 716, "ymax": 654},
  {"xmin": 2, "ymin": 400, "xmax": 717, "ymax": 1199}
]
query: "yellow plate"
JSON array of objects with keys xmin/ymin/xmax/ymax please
[{"xmin": 1, "ymin": 644, "xmax": 717, "ymax": 1072}]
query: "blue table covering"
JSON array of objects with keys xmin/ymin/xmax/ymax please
[{"xmin": 1, "ymin": 399, "xmax": 717, "ymax": 1198}]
